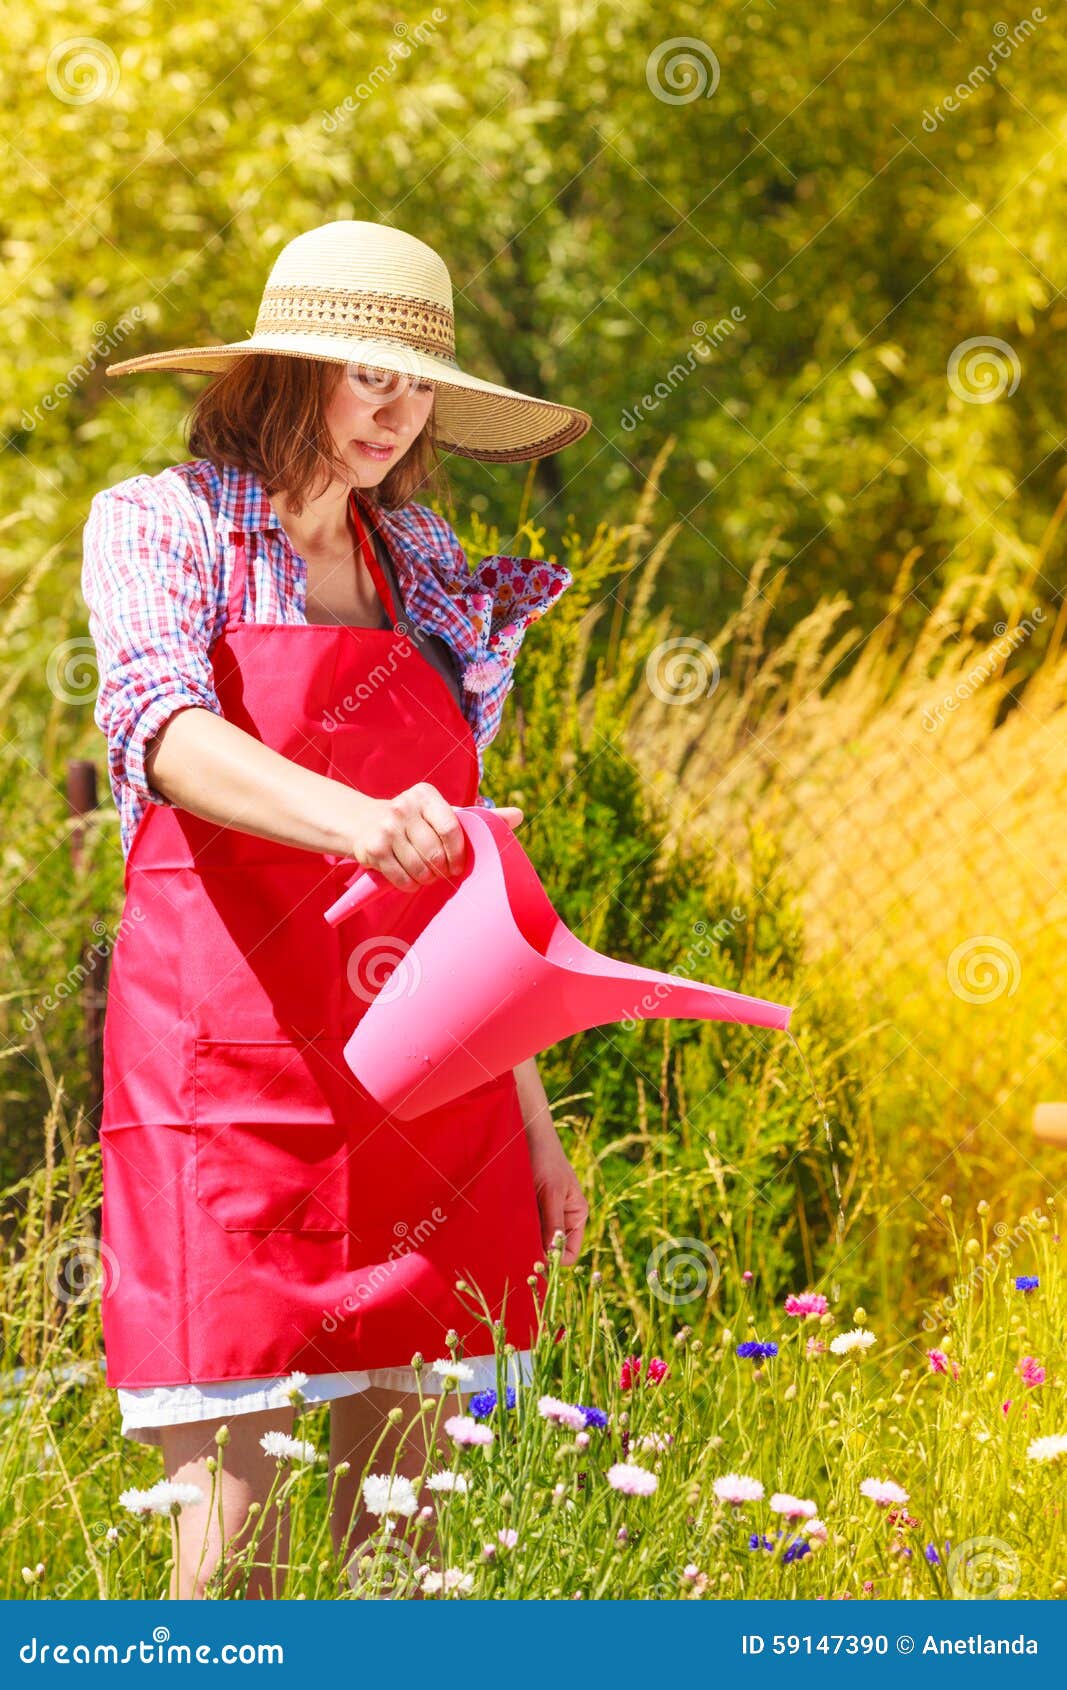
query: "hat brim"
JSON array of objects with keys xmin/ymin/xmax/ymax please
[{"xmin": 104, "ymin": 335, "xmax": 591, "ymax": 463}]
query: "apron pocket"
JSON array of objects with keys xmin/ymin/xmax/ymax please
[{"xmin": 194, "ymin": 1038, "xmax": 353, "ymax": 1235}]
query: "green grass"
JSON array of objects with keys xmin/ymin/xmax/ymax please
[{"xmin": 3, "ymin": 1136, "xmax": 1063, "ymax": 1600}]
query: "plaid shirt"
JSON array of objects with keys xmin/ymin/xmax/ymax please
[{"xmin": 81, "ymin": 459, "xmax": 573, "ymax": 858}]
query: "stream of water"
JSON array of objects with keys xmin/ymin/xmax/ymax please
[{"xmin": 784, "ymin": 1029, "xmax": 845, "ymax": 1294}]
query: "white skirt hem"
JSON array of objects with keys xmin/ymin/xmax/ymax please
[{"xmin": 117, "ymin": 1350, "xmax": 534, "ymax": 1445}]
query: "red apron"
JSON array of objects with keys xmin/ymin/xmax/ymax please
[{"xmin": 98, "ymin": 491, "xmax": 546, "ymax": 1387}]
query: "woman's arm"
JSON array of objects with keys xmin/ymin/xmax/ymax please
[
  {"xmin": 144, "ymin": 704, "xmax": 377, "ymax": 858},
  {"xmin": 514, "ymin": 1054, "xmax": 588, "ymax": 1265},
  {"xmin": 81, "ymin": 483, "xmax": 518, "ymax": 888},
  {"xmin": 145, "ymin": 705, "xmax": 523, "ymax": 888}
]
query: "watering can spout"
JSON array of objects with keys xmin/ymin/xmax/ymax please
[{"xmin": 325, "ymin": 806, "xmax": 793, "ymax": 1120}]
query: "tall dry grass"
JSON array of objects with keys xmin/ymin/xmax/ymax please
[{"xmin": 606, "ymin": 458, "xmax": 1067, "ymax": 1234}]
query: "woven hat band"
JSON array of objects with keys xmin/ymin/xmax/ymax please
[{"xmin": 253, "ymin": 285, "xmax": 458, "ymax": 364}]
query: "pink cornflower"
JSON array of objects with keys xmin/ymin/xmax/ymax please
[
  {"xmin": 444, "ymin": 1415, "xmax": 494, "ymax": 1447},
  {"xmin": 461, "ymin": 656, "xmax": 506, "ymax": 694},
  {"xmin": 620, "ymin": 1355, "xmax": 670, "ymax": 1390},
  {"xmin": 859, "ymin": 1478, "xmax": 909, "ymax": 1507},
  {"xmin": 1018, "ymin": 1356, "xmax": 1046, "ymax": 1388},
  {"xmin": 497, "ymin": 1528, "xmax": 519, "ymax": 1549},
  {"xmin": 713, "ymin": 1474, "xmax": 765, "ymax": 1506},
  {"xmin": 606, "ymin": 1462, "xmax": 658, "ymax": 1497},
  {"xmin": 926, "ymin": 1349, "xmax": 960, "ymax": 1380},
  {"xmin": 886, "ymin": 1507, "xmax": 920, "ymax": 1529},
  {"xmin": 785, "ymin": 1292, "xmax": 829, "ymax": 1319},
  {"xmin": 537, "ymin": 1395, "xmax": 587, "ymax": 1431},
  {"xmin": 769, "ymin": 1492, "xmax": 818, "ymax": 1521},
  {"xmin": 805, "ymin": 1337, "xmax": 827, "ymax": 1359}
]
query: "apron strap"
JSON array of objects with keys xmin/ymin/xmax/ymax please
[
  {"xmin": 350, "ymin": 492, "xmax": 402, "ymax": 626},
  {"xmin": 226, "ymin": 531, "xmax": 250, "ymax": 626},
  {"xmin": 226, "ymin": 501, "xmax": 400, "ymax": 631}
]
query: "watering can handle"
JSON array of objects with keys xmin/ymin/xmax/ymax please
[
  {"xmin": 323, "ymin": 862, "xmax": 399, "ymax": 927},
  {"xmin": 322, "ymin": 805, "xmax": 485, "ymax": 928}
]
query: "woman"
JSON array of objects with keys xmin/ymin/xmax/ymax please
[{"xmin": 82, "ymin": 219, "xmax": 592, "ymax": 1597}]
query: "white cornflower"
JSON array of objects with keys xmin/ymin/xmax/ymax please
[
  {"xmin": 416, "ymin": 1566, "xmax": 474, "ymax": 1595},
  {"xmin": 829, "ymin": 1328, "xmax": 876, "ymax": 1356},
  {"xmin": 431, "ymin": 1357, "xmax": 476, "ymax": 1384},
  {"xmin": 636, "ymin": 1432, "xmax": 674, "ymax": 1453},
  {"xmin": 119, "ymin": 1481, "xmax": 206, "ymax": 1516},
  {"xmin": 1027, "ymin": 1434, "xmax": 1067, "ymax": 1463},
  {"xmin": 425, "ymin": 1471, "xmax": 470, "ymax": 1495},
  {"xmin": 259, "ymin": 1431, "xmax": 319, "ymax": 1464},
  {"xmin": 362, "ymin": 1473, "xmax": 419, "ymax": 1519},
  {"xmin": 281, "ymin": 1371, "xmax": 309, "ymax": 1402},
  {"xmin": 713, "ymin": 1473, "xmax": 765, "ymax": 1506}
]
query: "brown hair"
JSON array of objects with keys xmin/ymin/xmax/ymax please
[{"xmin": 184, "ymin": 354, "xmax": 452, "ymax": 516}]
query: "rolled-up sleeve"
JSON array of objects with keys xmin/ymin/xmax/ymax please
[{"xmin": 81, "ymin": 478, "xmax": 223, "ymax": 815}]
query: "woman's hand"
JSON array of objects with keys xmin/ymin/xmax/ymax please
[
  {"xmin": 348, "ymin": 782, "xmax": 523, "ymax": 892},
  {"xmin": 514, "ymin": 1056, "xmax": 588, "ymax": 1265}
]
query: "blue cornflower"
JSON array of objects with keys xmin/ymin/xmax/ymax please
[
  {"xmin": 736, "ymin": 1340, "xmax": 779, "ymax": 1361},
  {"xmin": 925, "ymin": 1540, "xmax": 951, "ymax": 1565},
  {"xmin": 577, "ymin": 1404, "xmax": 608, "ymax": 1429},
  {"xmin": 1015, "ymin": 1275, "xmax": 1039, "ymax": 1293},
  {"xmin": 469, "ymin": 1386, "xmax": 517, "ymax": 1420},
  {"xmin": 748, "ymin": 1533, "xmax": 775, "ymax": 1552},
  {"xmin": 782, "ymin": 1538, "xmax": 811, "ymax": 1565}
]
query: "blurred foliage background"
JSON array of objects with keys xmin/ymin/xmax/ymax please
[{"xmin": 4, "ymin": 0, "xmax": 1067, "ymax": 1315}]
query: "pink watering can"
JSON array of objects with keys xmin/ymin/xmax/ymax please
[{"xmin": 324, "ymin": 805, "xmax": 793, "ymax": 1120}]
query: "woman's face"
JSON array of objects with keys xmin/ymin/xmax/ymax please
[{"xmin": 324, "ymin": 362, "xmax": 436, "ymax": 488}]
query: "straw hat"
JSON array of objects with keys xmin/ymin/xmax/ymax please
[{"xmin": 105, "ymin": 220, "xmax": 592, "ymax": 463}]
